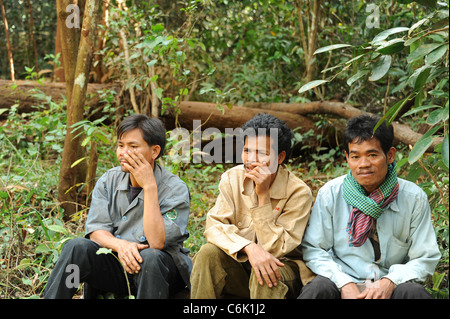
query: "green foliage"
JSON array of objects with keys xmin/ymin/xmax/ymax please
[
  {"xmin": 0, "ymin": 96, "xmax": 78, "ymax": 298},
  {"xmin": 96, "ymin": 248, "xmax": 134, "ymax": 299},
  {"xmin": 1, "ymin": 0, "xmax": 448, "ymax": 299},
  {"xmin": 300, "ymin": 0, "xmax": 449, "ymax": 297}
]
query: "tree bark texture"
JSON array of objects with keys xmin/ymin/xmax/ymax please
[
  {"xmin": 57, "ymin": 0, "xmax": 102, "ymax": 220},
  {"xmin": 0, "ymin": 0, "xmax": 15, "ymax": 81}
]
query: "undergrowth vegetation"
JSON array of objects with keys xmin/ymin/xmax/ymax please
[{"xmin": 0, "ymin": 90, "xmax": 448, "ymax": 299}]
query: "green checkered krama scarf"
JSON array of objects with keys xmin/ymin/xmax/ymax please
[{"xmin": 342, "ymin": 161, "xmax": 399, "ymax": 247}]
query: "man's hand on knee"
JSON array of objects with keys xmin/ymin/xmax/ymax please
[
  {"xmin": 116, "ymin": 240, "xmax": 149, "ymax": 274},
  {"xmin": 243, "ymin": 243, "xmax": 284, "ymax": 288}
]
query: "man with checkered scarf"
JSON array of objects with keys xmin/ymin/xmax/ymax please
[{"xmin": 298, "ymin": 115, "xmax": 441, "ymax": 299}]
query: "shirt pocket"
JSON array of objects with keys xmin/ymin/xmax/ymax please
[
  {"xmin": 383, "ymin": 235, "xmax": 410, "ymax": 268},
  {"xmin": 236, "ymin": 213, "xmax": 255, "ymax": 241}
]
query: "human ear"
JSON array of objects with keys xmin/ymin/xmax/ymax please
[
  {"xmin": 151, "ymin": 145, "xmax": 161, "ymax": 160},
  {"xmin": 387, "ymin": 147, "xmax": 396, "ymax": 164},
  {"xmin": 277, "ymin": 151, "xmax": 286, "ymax": 165}
]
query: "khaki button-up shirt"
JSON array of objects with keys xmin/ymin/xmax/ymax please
[{"xmin": 204, "ymin": 164, "xmax": 315, "ymax": 284}]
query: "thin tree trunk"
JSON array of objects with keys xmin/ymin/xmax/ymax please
[
  {"xmin": 54, "ymin": 19, "xmax": 65, "ymax": 82},
  {"xmin": 0, "ymin": 0, "xmax": 15, "ymax": 81},
  {"xmin": 58, "ymin": 0, "xmax": 102, "ymax": 220},
  {"xmin": 26, "ymin": 0, "xmax": 39, "ymax": 73},
  {"xmin": 56, "ymin": 0, "xmax": 79, "ymax": 102},
  {"xmin": 295, "ymin": 0, "xmax": 322, "ymax": 97}
]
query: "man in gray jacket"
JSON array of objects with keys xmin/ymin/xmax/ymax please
[{"xmin": 43, "ymin": 114, "xmax": 191, "ymax": 299}]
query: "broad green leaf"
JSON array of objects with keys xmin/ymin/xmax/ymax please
[
  {"xmin": 401, "ymin": 104, "xmax": 438, "ymax": 117},
  {"xmin": 19, "ymin": 258, "xmax": 32, "ymax": 266},
  {"xmin": 409, "ymin": 136, "xmax": 433, "ymax": 163},
  {"xmin": 376, "ymin": 38, "xmax": 405, "ymax": 55},
  {"xmin": 413, "ymin": 66, "xmax": 432, "ymax": 91},
  {"xmin": 426, "ymin": 104, "xmax": 449, "ymax": 125},
  {"xmin": 409, "ymin": 17, "xmax": 430, "ymax": 36},
  {"xmin": 298, "ymin": 80, "xmax": 328, "ymax": 93},
  {"xmin": 372, "ymin": 27, "xmax": 409, "ymax": 44},
  {"xmin": 442, "ymin": 134, "xmax": 449, "ymax": 169},
  {"xmin": 36, "ymin": 243, "xmax": 52, "ymax": 253},
  {"xmin": 347, "ymin": 69, "xmax": 369, "ymax": 86},
  {"xmin": 369, "ymin": 55, "xmax": 392, "ymax": 81},
  {"xmin": 46, "ymin": 224, "xmax": 68, "ymax": 234},
  {"xmin": 314, "ymin": 44, "xmax": 352, "ymax": 55},
  {"xmin": 425, "ymin": 44, "xmax": 448, "ymax": 65},
  {"xmin": 407, "ymin": 43, "xmax": 442, "ymax": 63},
  {"xmin": 404, "ymin": 35, "xmax": 422, "ymax": 47},
  {"xmin": 375, "ymin": 94, "xmax": 414, "ymax": 132}
]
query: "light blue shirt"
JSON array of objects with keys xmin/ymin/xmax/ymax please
[{"xmin": 301, "ymin": 175, "xmax": 441, "ymax": 288}]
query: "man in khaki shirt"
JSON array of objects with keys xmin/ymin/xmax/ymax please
[{"xmin": 190, "ymin": 113, "xmax": 314, "ymax": 299}]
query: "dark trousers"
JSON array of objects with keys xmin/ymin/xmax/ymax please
[
  {"xmin": 298, "ymin": 275, "xmax": 433, "ymax": 299},
  {"xmin": 43, "ymin": 237, "xmax": 184, "ymax": 299}
]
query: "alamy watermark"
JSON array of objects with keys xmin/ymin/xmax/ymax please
[
  {"xmin": 366, "ymin": 3, "xmax": 380, "ymax": 29},
  {"xmin": 65, "ymin": 264, "xmax": 80, "ymax": 289},
  {"xmin": 65, "ymin": 4, "xmax": 80, "ymax": 29},
  {"xmin": 167, "ymin": 121, "xmax": 279, "ymax": 173}
]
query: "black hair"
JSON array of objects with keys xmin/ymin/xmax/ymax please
[
  {"xmin": 343, "ymin": 115, "xmax": 394, "ymax": 155},
  {"xmin": 117, "ymin": 114, "xmax": 166, "ymax": 159},
  {"xmin": 240, "ymin": 113, "xmax": 293, "ymax": 164}
]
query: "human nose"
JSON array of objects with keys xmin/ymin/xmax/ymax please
[
  {"xmin": 358, "ymin": 156, "xmax": 371, "ymax": 168},
  {"xmin": 247, "ymin": 150, "xmax": 257, "ymax": 163},
  {"xmin": 120, "ymin": 146, "xmax": 130, "ymax": 156}
]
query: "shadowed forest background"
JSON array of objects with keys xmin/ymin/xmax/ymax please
[{"xmin": 0, "ymin": 0, "xmax": 448, "ymax": 299}]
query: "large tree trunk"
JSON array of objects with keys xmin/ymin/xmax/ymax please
[{"xmin": 57, "ymin": 0, "xmax": 102, "ymax": 220}]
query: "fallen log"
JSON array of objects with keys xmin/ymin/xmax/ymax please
[
  {"xmin": 0, "ymin": 79, "xmax": 120, "ymax": 115},
  {"xmin": 1, "ymin": 80, "xmax": 440, "ymax": 150},
  {"xmin": 241, "ymin": 101, "xmax": 443, "ymax": 149},
  {"xmin": 176, "ymin": 101, "xmax": 316, "ymax": 134}
]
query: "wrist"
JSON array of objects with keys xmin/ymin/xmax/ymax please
[
  {"xmin": 143, "ymin": 183, "xmax": 157, "ymax": 193},
  {"xmin": 257, "ymin": 193, "xmax": 270, "ymax": 206}
]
